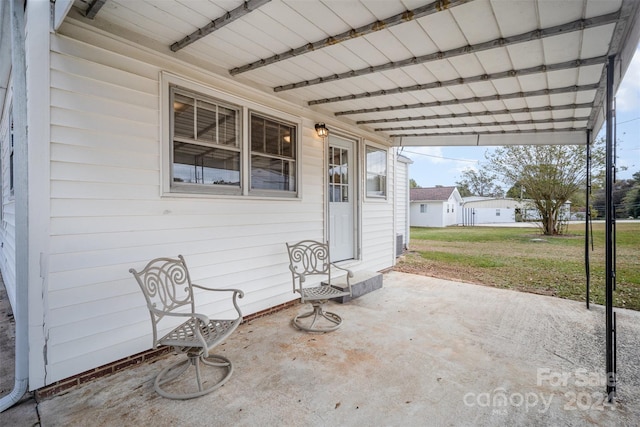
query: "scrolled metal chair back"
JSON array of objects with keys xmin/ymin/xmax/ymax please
[
  {"xmin": 286, "ymin": 240, "xmax": 331, "ymax": 276},
  {"xmin": 130, "ymin": 255, "xmax": 195, "ymax": 344}
]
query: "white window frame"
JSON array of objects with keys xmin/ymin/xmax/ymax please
[
  {"xmin": 365, "ymin": 143, "xmax": 388, "ymax": 199},
  {"xmin": 420, "ymin": 204, "xmax": 427, "ymax": 213},
  {"xmin": 161, "ymin": 72, "xmax": 301, "ymax": 199}
]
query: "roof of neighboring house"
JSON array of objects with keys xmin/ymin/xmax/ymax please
[{"xmin": 410, "ymin": 186, "xmax": 458, "ymax": 202}]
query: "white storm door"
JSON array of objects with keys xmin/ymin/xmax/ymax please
[{"xmin": 328, "ymin": 136, "xmax": 355, "ymax": 262}]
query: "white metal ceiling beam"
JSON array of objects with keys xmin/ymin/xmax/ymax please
[
  {"xmin": 229, "ymin": 0, "xmax": 472, "ymax": 76},
  {"xmin": 308, "ymin": 56, "xmax": 606, "ymax": 106},
  {"xmin": 392, "ymin": 130, "xmax": 587, "ymax": 147},
  {"xmin": 376, "ymin": 116, "xmax": 589, "ymax": 132},
  {"xmin": 84, "ymin": 0, "xmax": 107, "ymax": 20},
  {"xmin": 335, "ymin": 83, "xmax": 599, "ymax": 116},
  {"xmin": 392, "ymin": 128, "xmax": 586, "ymax": 138},
  {"xmin": 170, "ymin": 0, "xmax": 272, "ymax": 52},
  {"xmin": 274, "ymin": 11, "xmax": 620, "ymax": 92},
  {"xmin": 586, "ymin": 0, "xmax": 639, "ymax": 133},
  {"xmin": 52, "ymin": 0, "xmax": 74, "ymax": 30},
  {"xmin": 356, "ymin": 102, "xmax": 593, "ymax": 125}
]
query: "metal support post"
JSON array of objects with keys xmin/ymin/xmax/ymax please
[
  {"xmin": 604, "ymin": 55, "xmax": 616, "ymax": 402},
  {"xmin": 585, "ymin": 129, "xmax": 591, "ymax": 309}
]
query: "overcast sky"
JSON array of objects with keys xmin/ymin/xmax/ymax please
[{"xmin": 403, "ymin": 46, "xmax": 640, "ymax": 188}]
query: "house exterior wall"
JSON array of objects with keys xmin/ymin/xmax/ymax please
[
  {"xmin": 0, "ymin": 83, "xmax": 15, "ymax": 306},
  {"xmin": 410, "ymin": 191, "xmax": 460, "ymax": 228},
  {"xmin": 361, "ymin": 140, "xmax": 395, "ymax": 271},
  {"xmin": 461, "ymin": 198, "xmax": 570, "ymax": 224},
  {"xmin": 463, "ymin": 199, "xmax": 518, "ymax": 209},
  {"xmin": 410, "ymin": 201, "xmax": 443, "ymax": 227},
  {"xmin": 1, "ymin": 1, "xmax": 52, "ymax": 389},
  {"xmin": 394, "ymin": 153, "xmax": 410, "ymax": 250},
  {"xmin": 3, "ymin": 15, "xmax": 397, "ymax": 387},
  {"xmin": 443, "ymin": 195, "xmax": 458, "ymax": 227},
  {"xmin": 462, "ymin": 198, "xmax": 518, "ymax": 224},
  {"xmin": 470, "ymin": 208, "xmax": 517, "ymax": 224}
]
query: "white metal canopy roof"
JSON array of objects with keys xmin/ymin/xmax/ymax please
[{"xmin": 64, "ymin": 0, "xmax": 640, "ymax": 146}]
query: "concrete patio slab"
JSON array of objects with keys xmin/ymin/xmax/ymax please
[{"xmin": 5, "ymin": 271, "xmax": 640, "ymax": 426}]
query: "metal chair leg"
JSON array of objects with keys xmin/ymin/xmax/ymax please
[
  {"xmin": 293, "ymin": 300, "xmax": 343, "ymax": 332},
  {"xmin": 154, "ymin": 352, "xmax": 234, "ymax": 400}
]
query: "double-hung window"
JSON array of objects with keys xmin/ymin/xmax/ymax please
[
  {"xmin": 166, "ymin": 77, "xmax": 299, "ymax": 198},
  {"xmin": 250, "ymin": 113, "xmax": 296, "ymax": 194},
  {"xmin": 170, "ymin": 86, "xmax": 241, "ymax": 194},
  {"xmin": 365, "ymin": 145, "xmax": 387, "ymax": 198}
]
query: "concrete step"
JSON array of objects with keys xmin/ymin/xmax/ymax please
[{"xmin": 326, "ymin": 271, "xmax": 383, "ymax": 304}]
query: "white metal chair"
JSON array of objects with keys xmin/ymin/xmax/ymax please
[
  {"xmin": 286, "ymin": 240, "xmax": 353, "ymax": 332},
  {"xmin": 129, "ymin": 255, "xmax": 244, "ymax": 400}
]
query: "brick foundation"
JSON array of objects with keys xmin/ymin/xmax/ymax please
[{"xmin": 35, "ymin": 299, "xmax": 298, "ymax": 400}]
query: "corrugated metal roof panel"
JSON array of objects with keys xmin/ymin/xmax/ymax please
[{"xmin": 61, "ymin": 0, "xmax": 639, "ymax": 146}]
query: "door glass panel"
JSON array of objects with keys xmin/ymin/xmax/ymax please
[{"xmin": 329, "ymin": 147, "xmax": 349, "ymax": 203}]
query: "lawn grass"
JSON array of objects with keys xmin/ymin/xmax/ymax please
[{"xmin": 395, "ymin": 222, "xmax": 640, "ymax": 311}]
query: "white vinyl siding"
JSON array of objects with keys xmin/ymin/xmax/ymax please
[
  {"xmin": 394, "ymin": 153, "xmax": 410, "ymax": 251},
  {"xmin": 0, "ymin": 91, "xmax": 16, "ymax": 307},
  {"xmin": 410, "ymin": 201, "xmax": 444, "ymax": 227},
  {"xmin": 42, "ymin": 23, "xmax": 394, "ymax": 385},
  {"xmin": 362, "ymin": 146, "xmax": 394, "ymax": 270},
  {"xmin": 46, "ymin": 30, "xmax": 323, "ymax": 384}
]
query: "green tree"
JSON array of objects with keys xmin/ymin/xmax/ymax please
[
  {"xmin": 623, "ymin": 171, "xmax": 640, "ymax": 218},
  {"xmin": 506, "ymin": 181, "xmax": 525, "ymax": 199},
  {"xmin": 592, "ymin": 177, "xmax": 637, "ymax": 218},
  {"xmin": 485, "ymin": 140, "xmax": 605, "ymax": 235},
  {"xmin": 455, "ymin": 168, "xmax": 504, "ymax": 197},
  {"xmin": 409, "ymin": 178, "xmax": 421, "ymax": 189}
]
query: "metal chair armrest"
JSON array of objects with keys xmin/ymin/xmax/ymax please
[
  {"xmin": 191, "ymin": 283, "xmax": 244, "ymax": 295},
  {"xmin": 330, "ymin": 263, "xmax": 354, "ymax": 293},
  {"xmin": 191, "ymin": 284, "xmax": 244, "ymax": 318},
  {"xmin": 288, "ymin": 266, "xmax": 307, "ymax": 295}
]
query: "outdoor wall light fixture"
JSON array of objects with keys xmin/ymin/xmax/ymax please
[{"xmin": 315, "ymin": 123, "xmax": 329, "ymax": 138}]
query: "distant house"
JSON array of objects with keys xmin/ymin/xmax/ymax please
[
  {"xmin": 461, "ymin": 197, "xmax": 571, "ymax": 225},
  {"xmin": 410, "ymin": 186, "xmax": 463, "ymax": 227},
  {"xmin": 461, "ymin": 197, "xmax": 518, "ymax": 225}
]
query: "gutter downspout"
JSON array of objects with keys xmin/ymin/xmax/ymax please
[{"xmin": 0, "ymin": 0, "xmax": 29, "ymax": 412}]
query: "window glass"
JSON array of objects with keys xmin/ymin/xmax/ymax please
[
  {"xmin": 250, "ymin": 113, "xmax": 297, "ymax": 193},
  {"xmin": 329, "ymin": 146, "xmax": 349, "ymax": 203},
  {"xmin": 366, "ymin": 146, "xmax": 387, "ymax": 198},
  {"xmin": 166, "ymin": 82, "xmax": 298, "ymax": 198},
  {"xmin": 171, "ymin": 87, "xmax": 241, "ymax": 193},
  {"xmin": 173, "ymin": 144, "xmax": 240, "ymax": 185}
]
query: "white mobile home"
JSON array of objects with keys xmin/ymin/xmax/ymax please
[
  {"xmin": 461, "ymin": 197, "xmax": 572, "ymax": 225},
  {"xmin": 1, "ymin": 0, "xmax": 638, "ymax": 405},
  {"xmin": 461, "ymin": 197, "xmax": 518, "ymax": 224}
]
